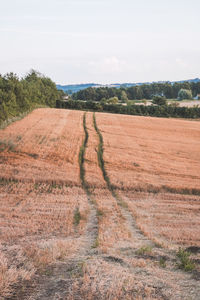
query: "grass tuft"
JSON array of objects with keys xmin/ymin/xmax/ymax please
[
  {"xmin": 79, "ymin": 113, "xmax": 89, "ymax": 193},
  {"xmin": 73, "ymin": 207, "xmax": 81, "ymax": 226},
  {"xmin": 176, "ymin": 248, "xmax": 195, "ymax": 272},
  {"xmin": 136, "ymin": 245, "xmax": 153, "ymax": 256},
  {"xmin": 159, "ymin": 257, "xmax": 167, "ymax": 268}
]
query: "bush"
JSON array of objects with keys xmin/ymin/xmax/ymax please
[
  {"xmin": 107, "ymin": 96, "xmax": 119, "ymax": 104},
  {"xmin": 152, "ymin": 96, "xmax": 167, "ymax": 106}
]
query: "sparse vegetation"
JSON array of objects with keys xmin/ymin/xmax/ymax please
[
  {"xmin": 0, "ymin": 140, "xmax": 16, "ymax": 152},
  {"xmin": 159, "ymin": 257, "xmax": 167, "ymax": 268},
  {"xmin": 97, "ymin": 209, "xmax": 104, "ymax": 217},
  {"xmin": 176, "ymin": 248, "xmax": 195, "ymax": 272},
  {"xmin": 136, "ymin": 245, "xmax": 153, "ymax": 256},
  {"xmin": 73, "ymin": 207, "xmax": 81, "ymax": 226}
]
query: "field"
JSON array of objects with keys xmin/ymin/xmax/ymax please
[
  {"xmin": 134, "ymin": 99, "xmax": 200, "ymax": 108},
  {"xmin": 0, "ymin": 108, "xmax": 200, "ymax": 299}
]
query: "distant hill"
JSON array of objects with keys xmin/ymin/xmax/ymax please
[
  {"xmin": 56, "ymin": 78, "xmax": 200, "ymax": 94},
  {"xmin": 171, "ymin": 78, "xmax": 200, "ymax": 84},
  {"xmin": 56, "ymin": 83, "xmax": 98, "ymax": 94}
]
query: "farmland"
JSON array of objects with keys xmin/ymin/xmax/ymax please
[{"xmin": 0, "ymin": 108, "xmax": 200, "ymax": 299}]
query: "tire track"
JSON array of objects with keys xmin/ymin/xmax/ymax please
[
  {"xmin": 15, "ymin": 112, "xmax": 99, "ymax": 300},
  {"xmin": 93, "ymin": 112, "xmax": 154, "ymax": 249},
  {"xmin": 77, "ymin": 112, "xmax": 99, "ymax": 255}
]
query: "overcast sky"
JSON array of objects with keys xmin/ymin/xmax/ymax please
[{"xmin": 0, "ymin": 0, "xmax": 200, "ymax": 84}]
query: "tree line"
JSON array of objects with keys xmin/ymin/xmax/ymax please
[
  {"xmin": 56, "ymin": 100, "xmax": 200, "ymax": 119},
  {"xmin": 0, "ymin": 70, "xmax": 64, "ymax": 125},
  {"xmin": 72, "ymin": 81, "xmax": 200, "ymax": 101}
]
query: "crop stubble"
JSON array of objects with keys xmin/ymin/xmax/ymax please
[
  {"xmin": 0, "ymin": 109, "xmax": 90, "ymax": 298},
  {"xmin": 95, "ymin": 112, "xmax": 200, "ymax": 247},
  {"xmin": 1, "ymin": 109, "xmax": 200, "ymax": 299}
]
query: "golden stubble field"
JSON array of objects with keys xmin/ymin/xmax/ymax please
[{"xmin": 0, "ymin": 108, "xmax": 200, "ymax": 299}]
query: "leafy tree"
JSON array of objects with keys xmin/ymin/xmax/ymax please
[
  {"xmin": 178, "ymin": 89, "xmax": 193, "ymax": 100},
  {"xmin": 107, "ymin": 96, "xmax": 119, "ymax": 104},
  {"xmin": 0, "ymin": 70, "xmax": 63, "ymax": 125},
  {"xmin": 121, "ymin": 90, "xmax": 128, "ymax": 103}
]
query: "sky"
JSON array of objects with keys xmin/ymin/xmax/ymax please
[{"xmin": 0, "ymin": 0, "xmax": 200, "ymax": 84}]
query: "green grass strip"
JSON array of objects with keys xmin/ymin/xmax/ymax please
[{"xmin": 79, "ymin": 112, "xmax": 90, "ymax": 196}]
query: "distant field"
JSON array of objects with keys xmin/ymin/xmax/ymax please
[
  {"xmin": 0, "ymin": 108, "xmax": 200, "ymax": 299},
  {"xmin": 174, "ymin": 100, "xmax": 200, "ymax": 107},
  {"xmin": 135, "ymin": 99, "xmax": 200, "ymax": 107}
]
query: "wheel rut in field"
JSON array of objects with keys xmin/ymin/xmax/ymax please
[
  {"xmin": 93, "ymin": 112, "xmax": 154, "ymax": 249},
  {"xmin": 90, "ymin": 113, "xmax": 200, "ymax": 300},
  {"xmin": 78, "ymin": 112, "xmax": 99, "ymax": 255},
  {"xmin": 17, "ymin": 112, "xmax": 99, "ymax": 300}
]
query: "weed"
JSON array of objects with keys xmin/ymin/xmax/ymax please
[
  {"xmin": 133, "ymin": 162, "xmax": 140, "ymax": 167},
  {"xmin": 28, "ymin": 153, "xmax": 38, "ymax": 159},
  {"xmin": 47, "ymin": 185, "xmax": 52, "ymax": 193},
  {"xmin": 176, "ymin": 248, "xmax": 195, "ymax": 272},
  {"xmin": 92, "ymin": 238, "xmax": 99, "ymax": 248},
  {"xmin": 51, "ymin": 182, "xmax": 58, "ymax": 189},
  {"xmin": 34, "ymin": 183, "xmax": 40, "ymax": 190},
  {"xmin": 136, "ymin": 245, "xmax": 153, "ymax": 256},
  {"xmin": 16, "ymin": 135, "xmax": 22, "ymax": 142},
  {"xmin": 159, "ymin": 257, "xmax": 167, "ymax": 268},
  {"xmin": 73, "ymin": 207, "xmax": 81, "ymax": 226},
  {"xmin": 39, "ymin": 136, "xmax": 46, "ymax": 144},
  {"xmin": 71, "ymin": 261, "xmax": 86, "ymax": 278},
  {"xmin": 118, "ymin": 199, "xmax": 128, "ymax": 209},
  {"xmin": 0, "ymin": 140, "xmax": 16, "ymax": 152},
  {"xmin": 97, "ymin": 209, "xmax": 104, "ymax": 217}
]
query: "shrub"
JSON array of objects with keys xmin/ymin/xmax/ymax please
[{"xmin": 152, "ymin": 96, "xmax": 167, "ymax": 106}]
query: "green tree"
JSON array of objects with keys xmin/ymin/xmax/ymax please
[
  {"xmin": 0, "ymin": 69, "xmax": 63, "ymax": 125},
  {"xmin": 121, "ymin": 91, "xmax": 128, "ymax": 103},
  {"xmin": 107, "ymin": 96, "xmax": 119, "ymax": 104},
  {"xmin": 178, "ymin": 89, "xmax": 193, "ymax": 100}
]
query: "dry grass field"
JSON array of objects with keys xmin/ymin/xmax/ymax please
[{"xmin": 0, "ymin": 108, "xmax": 200, "ymax": 299}]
